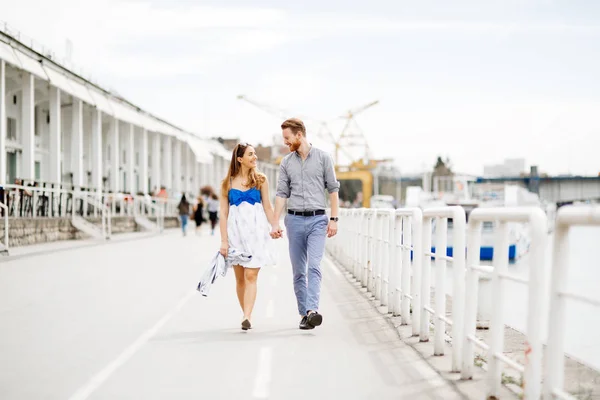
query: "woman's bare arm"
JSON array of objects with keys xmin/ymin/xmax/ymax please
[{"xmin": 260, "ymin": 178, "xmax": 277, "ymax": 226}]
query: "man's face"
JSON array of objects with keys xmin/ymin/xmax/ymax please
[{"xmin": 282, "ymin": 128, "xmax": 301, "ymax": 152}]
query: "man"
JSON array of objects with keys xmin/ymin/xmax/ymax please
[{"xmin": 272, "ymin": 118, "xmax": 340, "ymax": 330}]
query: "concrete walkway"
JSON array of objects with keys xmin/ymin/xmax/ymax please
[{"xmin": 0, "ymin": 226, "xmax": 464, "ymax": 400}]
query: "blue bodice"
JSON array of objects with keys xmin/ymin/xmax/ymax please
[{"xmin": 228, "ymin": 188, "xmax": 261, "ymax": 206}]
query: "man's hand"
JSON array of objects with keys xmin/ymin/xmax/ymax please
[
  {"xmin": 327, "ymin": 220, "xmax": 338, "ymax": 238},
  {"xmin": 270, "ymin": 224, "xmax": 283, "ymax": 239}
]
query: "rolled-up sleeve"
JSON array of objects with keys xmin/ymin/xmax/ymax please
[
  {"xmin": 323, "ymin": 153, "xmax": 340, "ymax": 193},
  {"xmin": 276, "ymin": 159, "xmax": 291, "ymax": 198}
]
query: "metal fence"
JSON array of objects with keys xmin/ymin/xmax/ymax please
[
  {"xmin": 544, "ymin": 206, "xmax": 600, "ymax": 399},
  {"xmin": 327, "ymin": 204, "xmax": 600, "ymax": 400}
]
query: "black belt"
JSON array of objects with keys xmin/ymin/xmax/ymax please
[{"xmin": 288, "ymin": 209, "xmax": 326, "ymax": 217}]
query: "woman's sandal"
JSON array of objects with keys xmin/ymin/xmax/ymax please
[{"xmin": 241, "ymin": 319, "xmax": 251, "ymax": 331}]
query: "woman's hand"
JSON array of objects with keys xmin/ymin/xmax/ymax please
[{"xmin": 220, "ymin": 241, "xmax": 228, "ymax": 258}]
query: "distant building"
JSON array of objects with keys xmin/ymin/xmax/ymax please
[{"xmin": 483, "ymin": 158, "xmax": 526, "ymax": 177}]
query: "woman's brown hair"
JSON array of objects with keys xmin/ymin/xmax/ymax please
[{"xmin": 220, "ymin": 143, "xmax": 265, "ymax": 197}]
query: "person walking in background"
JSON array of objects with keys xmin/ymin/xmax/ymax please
[
  {"xmin": 178, "ymin": 194, "xmax": 191, "ymax": 236},
  {"xmin": 193, "ymin": 195, "xmax": 206, "ymax": 235},
  {"xmin": 207, "ymin": 193, "xmax": 220, "ymax": 235},
  {"xmin": 271, "ymin": 118, "xmax": 340, "ymax": 331}
]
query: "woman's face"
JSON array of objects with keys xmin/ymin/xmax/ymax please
[{"xmin": 237, "ymin": 145, "xmax": 258, "ymax": 169}]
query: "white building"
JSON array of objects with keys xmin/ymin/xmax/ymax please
[
  {"xmin": 0, "ymin": 26, "xmax": 278, "ymax": 200},
  {"xmin": 483, "ymin": 158, "xmax": 526, "ymax": 178}
]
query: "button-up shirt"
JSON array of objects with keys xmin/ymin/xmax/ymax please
[{"xmin": 276, "ymin": 146, "xmax": 340, "ymax": 211}]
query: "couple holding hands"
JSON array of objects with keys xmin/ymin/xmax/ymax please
[{"xmin": 217, "ymin": 118, "xmax": 339, "ymax": 331}]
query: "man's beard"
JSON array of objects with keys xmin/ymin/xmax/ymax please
[{"xmin": 289, "ymin": 138, "xmax": 301, "ymax": 152}]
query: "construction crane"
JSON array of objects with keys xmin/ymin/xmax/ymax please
[
  {"xmin": 237, "ymin": 94, "xmax": 342, "ymax": 158},
  {"xmin": 237, "ymin": 95, "xmax": 385, "ymax": 207},
  {"xmin": 237, "ymin": 95, "xmax": 377, "ymax": 166},
  {"xmin": 334, "ymin": 100, "xmax": 379, "ymax": 166}
]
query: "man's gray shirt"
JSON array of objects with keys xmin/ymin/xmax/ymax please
[{"xmin": 276, "ymin": 146, "xmax": 340, "ymax": 211}]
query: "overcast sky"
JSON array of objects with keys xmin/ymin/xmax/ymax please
[{"xmin": 2, "ymin": 0, "xmax": 599, "ymax": 176}]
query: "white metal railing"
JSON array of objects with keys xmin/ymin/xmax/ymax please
[
  {"xmin": 329, "ymin": 207, "xmax": 424, "ymax": 332},
  {"xmin": 328, "ymin": 205, "xmax": 600, "ymax": 398},
  {"xmin": 421, "ymin": 207, "xmax": 466, "ymax": 371},
  {"xmin": 133, "ymin": 195, "xmax": 165, "ymax": 232},
  {"xmin": 2, "ymin": 183, "xmax": 72, "ymax": 218},
  {"xmin": 461, "ymin": 207, "xmax": 547, "ymax": 400},
  {"xmin": 543, "ymin": 206, "xmax": 600, "ymax": 399},
  {"xmin": 0, "ymin": 200, "xmax": 8, "ymax": 253},
  {"xmin": 391, "ymin": 208, "xmax": 423, "ymax": 332},
  {"xmin": 72, "ymin": 191, "xmax": 112, "ymax": 239}
]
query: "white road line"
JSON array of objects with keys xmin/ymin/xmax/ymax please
[
  {"xmin": 252, "ymin": 347, "xmax": 273, "ymax": 399},
  {"xmin": 68, "ymin": 289, "xmax": 196, "ymax": 400},
  {"xmin": 324, "ymin": 256, "xmax": 342, "ymax": 277},
  {"xmin": 266, "ymin": 299, "xmax": 274, "ymax": 318}
]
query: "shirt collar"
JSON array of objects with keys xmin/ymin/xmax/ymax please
[{"xmin": 295, "ymin": 144, "xmax": 313, "ymax": 158}]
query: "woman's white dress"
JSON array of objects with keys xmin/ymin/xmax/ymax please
[{"xmin": 227, "ymin": 188, "xmax": 276, "ymax": 269}]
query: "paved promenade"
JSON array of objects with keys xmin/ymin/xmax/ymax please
[{"xmin": 0, "ymin": 227, "xmax": 463, "ymax": 400}]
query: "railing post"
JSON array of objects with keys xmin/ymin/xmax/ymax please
[
  {"xmin": 380, "ymin": 211, "xmax": 390, "ymax": 307},
  {"xmin": 420, "ymin": 216, "xmax": 433, "ymax": 342},
  {"xmin": 392, "ymin": 215, "xmax": 401, "ymax": 316},
  {"xmin": 367, "ymin": 211, "xmax": 375, "ymax": 294},
  {"xmin": 543, "ymin": 223, "xmax": 568, "ymax": 398},
  {"xmin": 434, "ymin": 216, "xmax": 448, "ymax": 356},
  {"xmin": 361, "ymin": 210, "xmax": 369, "ymax": 287},
  {"xmin": 354, "ymin": 210, "xmax": 362, "ymax": 279},
  {"xmin": 373, "ymin": 213, "xmax": 382, "ymax": 300},
  {"xmin": 387, "ymin": 212, "xmax": 397, "ymax": 313},
  {"xmin": 520, "ymin": 210, "xmax": 547, "ymax": 399},
  {"xmin": 401, "ymin": 214, "xmax": 412, "ymax": 325},
  {"xmin": 411, "ymin": 209, "xmax": 423, "ymax": 337},
  {"xmin": 488, "ymin": 222, "xmax": 509, "ymax": 398},
  {"xmin": 461, "ymin": 220, "xmax": 482, "ymax": 380},
  {"xmin": 451, "ymin": 208, "xmax": 466, "ymax": 372}
]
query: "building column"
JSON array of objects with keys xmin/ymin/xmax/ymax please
[
  {"xmin": 195, "ymin": 163, "xmax": 203, "ymax": 198},
  {"xmin": 185, "ymin": 146, "xmax": 193, "ymax": 195},
  {"xmin": 49, "ymin": 86, "xmax": 62, "ymax": 184},
  {"xmin": 140, "ymin": 129, "xmax": 148, "ymax": 194},
  {"xmin": 162, "ymin": 135, "xmax": 172, "ymax": 191},
  {"xmin": 21, "ymin": 72, "xmax": 35, "ymax": 181},
  {"xmin": 0, "ymin": 60, "xmax": 6, "ymax": 186},
  {"xmin": 127, "ymin": 124, "xmax": 135, "ymax": 193},
  {"xmin": 110, "ymin": 118, "xmax": 119, "ymax": 192},
  {"xmin": 151, "ymin": 132, "xmax": 161, "ymax": 194},
  {"xmin": 71, "ymin": 98, "xmax": 83, "ymax": 188},
  {"xmin": 173, "ymin": 139, "xmax": 181, "ymax": 194},
  {"xmin": 91, "ymin": 109, "xmax": 102, "ymax": 193}
]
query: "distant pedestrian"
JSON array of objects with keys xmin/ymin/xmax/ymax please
[
  {"xmin": 178, "ymin": 194, "xmax": 191, "ymax": 236},
  {"xmin": 207, "ymin": 193, "xmax": 220, "ymax": 235},
  {"xmin": 193, "ymin": 196, "xmax": 206, "ymax": 235}
]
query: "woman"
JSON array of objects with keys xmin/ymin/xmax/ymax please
[
  {"xmin": 220, "ymin": 142, "xmax": 277, "ymax": 330},
  {"xmin": 193, "ymin": 195, "xmax": 205, "ymax": 235},
  {"xmin": 177, "ymin": 194, "xmax": 191, "ymax": 236}
]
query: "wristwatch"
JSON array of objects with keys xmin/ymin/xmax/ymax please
[{"xmin": 330, "ymin": 217, "xmax": 339, "ymax": 222}]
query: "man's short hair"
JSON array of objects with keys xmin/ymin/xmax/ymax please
[{"xmin": 281, "ymin": 118, "xmax": 306, "ymax": 136}]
